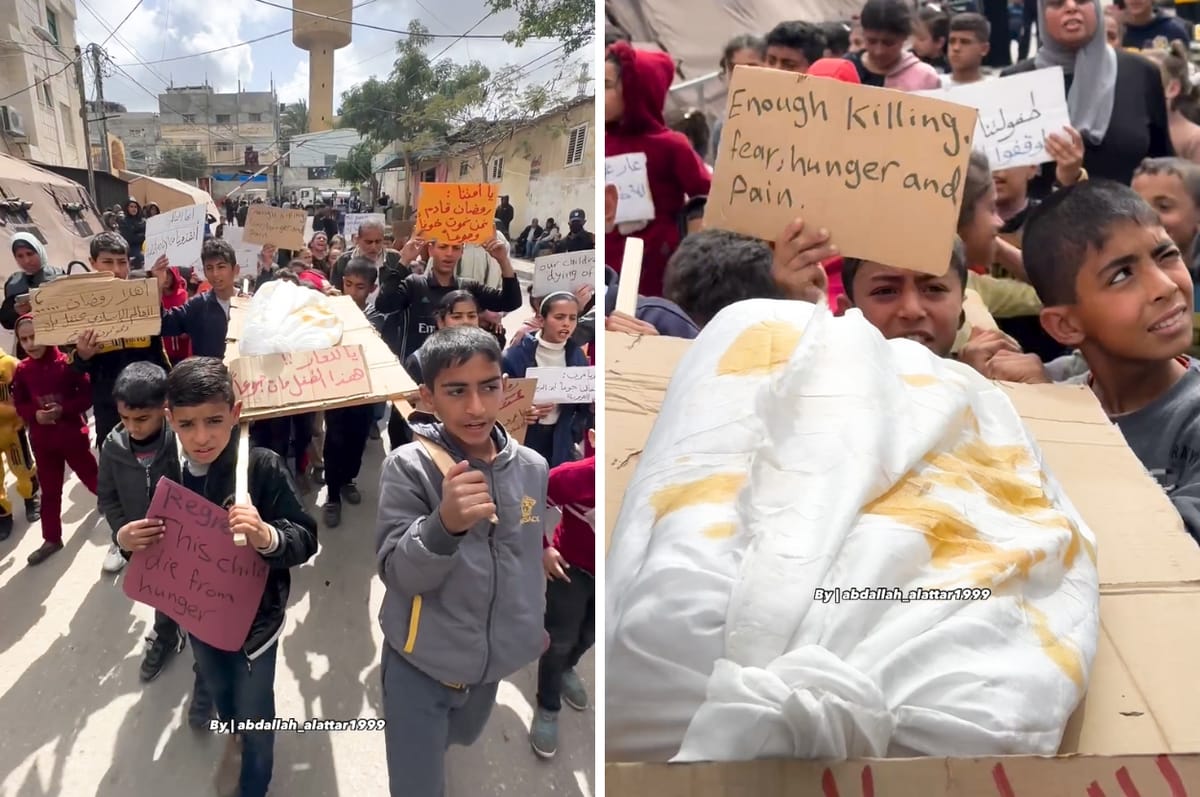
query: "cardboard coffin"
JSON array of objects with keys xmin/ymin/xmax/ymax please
[{"xmin": 605, "ymin": 331, "xmax": 1200, "ymax": 795}]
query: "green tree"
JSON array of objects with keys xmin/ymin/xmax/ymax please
[
  {"xmin": 333, "ymin": 141, "xmax": 379, "ymax": 196},
  {"xmin": 338, "ymin": 20, "xmax": 489, "ymax": 212},
  {"xmin": 487, "ymin": 0, "xmax": 593, "ymax": 54},
  {"xmin": 153, "ymin": 146, "xmax": 207, "ymax": 181},
  {"xmin": 279, "ymin": 100, "xmax": 309, "ymax": 154}
]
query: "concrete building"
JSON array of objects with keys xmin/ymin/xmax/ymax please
[
  {"xmin": 293, "ymin": 0, "xmax": 352, "ymax": 133},
  {"xmin": 155, "ymin": 83, "xmax": 280, "ymax": 192},
  {"xmin": 88, "ymin": 101, "xmax": 161, "ymax": 173},
  {"xmin": 404, "ymin": 94, "xmax": 595, "ymax": 235},
  {"xmin": 0, "ymin": 0, "xmax": 87, "ymax": 168},
  {"xmin": 282, "ymin": 126, "xmax": 362, "ymax": 195}
]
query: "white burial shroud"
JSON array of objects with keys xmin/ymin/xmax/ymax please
[{"xmin": 604, "ymin": 299, "xmax": 1100, "ymax": 762}]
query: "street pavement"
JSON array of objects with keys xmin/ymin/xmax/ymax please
[{"xmin": 0, "ymin": 286, "xmax": 594, "ymax": 797}]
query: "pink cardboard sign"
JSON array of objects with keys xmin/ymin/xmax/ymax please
[{"xmin": 123, "ymin": 477, "xmax": 269, "ymax": 652}]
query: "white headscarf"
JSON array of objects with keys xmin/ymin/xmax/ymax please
[{"xmin": 1034, "ymin": 0, "xmax": 1118, "ymax": 144}]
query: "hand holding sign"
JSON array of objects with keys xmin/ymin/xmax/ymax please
[
  {"xmin": 439, "ymin": 460, "xmax": 497, "ymax": 533},
  {"xmin": 1046, "ymin": 125, "xmax": 1084, "ymax": 187},
  {"xmin": 229, "ymin": 503, "xmax": 272, "ymax": 549},
  {"xmin": 117, "ymin": 518, "xmax": 166, "ymax": 552},
  {"xmin": 773, "ymin": 217, "xmax": 835, "ymax": 304}
]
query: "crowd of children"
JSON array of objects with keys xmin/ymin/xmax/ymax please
[
  {"xmin": 1, "ymin": 200, "xmax": 596, "ymax": 795},
  {"xmin": 605, "ymin": 0, "xmax": 1200, "ymax": 557}
]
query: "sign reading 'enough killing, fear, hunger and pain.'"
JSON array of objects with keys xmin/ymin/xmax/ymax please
[
  {"xmin": 705, "ymin": 66, "xmax": 978, "ymax": 276},
  {"xmin": 417, "ymin": 183, "xmax": 498, "ymax": 244}
]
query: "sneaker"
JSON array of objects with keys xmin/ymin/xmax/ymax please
[
  {"xmin": 24, "ymin": 497, "xmax": 39, "ymax": 523},
  {"xmin": 26, "ymin": 540, "xmax": 62, "ymax": 565},
  {"xmin": 342, "ymin": 483, "xmax": 362, "ymax": 505},
  {"xmin": 0, "ymin": 514, "xmax": 12, "ymax": 542},
  {"xmin": 323, "ymin": 501, "xmax": 342, "ymax": 528},
  {"xmin": 102, "ymin": 542, "xmax": 127, "ymax": 573},
  {"xmin": 561, "ymin": 668, "xmax": 589, "ymax": 711},
  {"xmin": 529, "ymin": 708, "xmax": 559, "ymax": 759},
  {"xmin": 213, "ymin": 734, "xmax": 243, "ymax": 797},
  {"xmin": 139, "ymin": 629, "xmax": 185, "ymax": 682}
]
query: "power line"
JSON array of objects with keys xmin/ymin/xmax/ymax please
[
  {"xmin": 0, "ymin": 55, "xmax": 77, "ymax": 103},
  {"xmin": 77, "ymin": 0, "xmax": 173, "ymax": 89},
  {"xmin": 253, "ymin": 0, "xmax": 539, "ymax": 40},
  {"xmin": 99, "ymin": 0, "xmax": 146, "ymax": 48},
  {"xmin": 430, "ymin": 11, "xmax": 496, "ymax": 61}
]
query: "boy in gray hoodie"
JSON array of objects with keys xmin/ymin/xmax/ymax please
[
  {"xmin": 376, "ymin": 326, "xmax": 549, "ymax": 797},
  {"xmin": 98, "ymin": 362, "xmax": 212, "ymax": 721}
]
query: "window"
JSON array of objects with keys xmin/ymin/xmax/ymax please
[
  {"xmin": 215, "ymin": 114, "xmax": 231, "ymax": 124},
  {"xmin": 45, "ymin": 8, "xmax": 59, "ymax": 44},
  {"xmin": 184, "ymin": 140, "xmax": 199, "ymax": 151},
  {"xmin": 249, "ymin": 113, "xmax": 262, "ymax": 123},
  {"xmin": 34, "ymin": 72, "xmax": 51, "ymax": 107},
  {"xmin": 490, "ymin": 157, "xmax": 503, "ymax": 181},
  {"xmin": 182, "ymin": 114, "xmax": 196, "ymax": 124},
  {"xmin": 459, "ymin": 161, "xmax": 471, "ymax": 177},
  {"xmin": 216, "ymin": 142, "xmax": 233, "ymax": 153},
  {"xmin": 59, "ymin": 103, "xmax": 74, "ymax": 146},
  {"xmin": 422, "ymin": 168, "xmax": 437, "ymax": 182},
  {"xmin": 128, "ymin": 127, "xmax": 144, "ymax": 137},
  {"xmin": 565, "ymin": 123, "xmax": 587, "ymax": 167}
]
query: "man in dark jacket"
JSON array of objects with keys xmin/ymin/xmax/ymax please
[
  {"xmin": 236, "ymin": 200, "xmax": 250, "ymax": 228},
  {"xmin": 119, "ymin": 199, "xmax": 147, "ymax": 267},
  {"xmin": 119, "ymin": 358, "xmax": 317, "ymax": 797},
  {"xmin": 496, "ymin": 195, "xmax": 515, "ymax": 238},
  {"xmin": 555, "ymin": 209, "xmax": 595, "ymax": 254}
]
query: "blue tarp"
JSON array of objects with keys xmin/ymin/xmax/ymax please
[{"xmin": 211, "ymin": 174, "xmax": 268, "ymax": 182}]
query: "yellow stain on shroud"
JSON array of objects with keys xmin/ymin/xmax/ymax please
[
  {"xmin": 1020, "ymin": 599, "xmax": 1086, "ymax": 691},
  {"xmin": 649, "ymin": 473, "xmax": 747, "ymax": 525},
  {"xmin": 901, "ymin": 373, "xmax": 939, "ymax": 387},
  {"xmin": 703, "ymin": 522, "xmax": 738, "ymax": 539},
  {"xmin": 716, "ymin": 321, "xmax": 804, "ymax": 376}
]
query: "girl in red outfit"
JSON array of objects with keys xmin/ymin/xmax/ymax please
[
  {"xmin": 529, "ymin": 430, "xmax": 596, "ymax": 759},
  {"xmin": 605, "ymin": 41, "xmax": 711, "ymax": 298},
  {"xmin": 156, "ymin": 264, "xmax": 192, "ymax": 364},
  {"xmin": 11, "ymin": 316, "xmax": 99, "ymax": 565}
]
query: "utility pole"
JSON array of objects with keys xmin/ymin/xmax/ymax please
[
  {"xmin": 89, "ymin": 44, "xmax": 111, "ymax": 173},
  {"xmin": 74, "ymin": 45, "xmax": 96, "ymax": 203}
]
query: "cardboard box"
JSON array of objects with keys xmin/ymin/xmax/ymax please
[
  {"xmin": 605, "ymin": 331, "xmax": 1200, "ymax": 793},
  {"xmin": 225, "ymin": 295, "xmax": 416, "ymax": 420}
]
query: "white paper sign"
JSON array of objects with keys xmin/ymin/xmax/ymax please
[
  {"xmin": 144, "ymin": 203, "xmax": 204, "ymax": 268},
  {"xmin": 526, "ymin": 366, "xmax": 594, "ymax": 404},
  {"xmin": 223, "ymin": 226, "xmax": 267, "ymax": 279},
  {"xmin": 532, "ymin": 250, "xmax": 596, "ymax": 296},
  {"xmin": 918, "ymin": 68, "xmax": 1070, "ymax": 171},
  {"xmin": 605, "ymin": 153, "xmax": 655, "ymax": 224},
  {"xmin": 344, "ymin": 213, "xmax": 385, "ymax": 240}
]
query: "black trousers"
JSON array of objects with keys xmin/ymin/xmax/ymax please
[
  {"xmin": 536, "ymin": 570, "xmax": 595, "ymax": 712},
  {"xmin": 323, "ymin": 404, "xmax": 373, "ymax": 502}
]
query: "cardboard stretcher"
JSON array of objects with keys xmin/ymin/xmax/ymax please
[{"xmin": 605, "ymin": 330, "xmax": 1200, "ymax": 794}]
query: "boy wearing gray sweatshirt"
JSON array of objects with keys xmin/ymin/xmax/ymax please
[
  {"xmin": 1023, "ymin": 181, "xmax": 1200, "ymax": 542},
  {"xmin": 375, "ymin": 326, "xmax": 549, "ymax": 797}
]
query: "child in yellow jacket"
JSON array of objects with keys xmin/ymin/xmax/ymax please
[{"xmin": 0, "ymin": 350, "xmax": 39, "ymax": 541}]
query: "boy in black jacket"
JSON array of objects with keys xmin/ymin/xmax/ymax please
[
  {"xmin": 120, "ymin": 357, "xmax": 317, "ymax": 797},
  {"xmin": 101, "ymin": 362, "xmax": 213, "ymax": 717}
]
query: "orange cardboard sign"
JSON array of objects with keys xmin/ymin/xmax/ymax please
[{"xmin": 417, "ymin": 182, "xmax": 498, "ymax": 244}]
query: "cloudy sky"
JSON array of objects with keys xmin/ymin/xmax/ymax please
[{"xmin": 72, "ymin": 0, "xmax": 594, "ymax": 114}]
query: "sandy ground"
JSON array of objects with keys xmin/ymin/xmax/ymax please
[{"xmin": 0, "ymin": 273, "xmax": 595, "ymax": 797}]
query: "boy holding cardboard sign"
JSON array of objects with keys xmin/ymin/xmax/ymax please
[
  {"xmin": 376, "ymin": 326, "xmax": 549, "ymax": 797},
  {"xmin": 156, "ymin": 357, "xmax": 316, "ymax": 797}
]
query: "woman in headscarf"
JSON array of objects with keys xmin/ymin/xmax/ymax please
[{"xmin": 1002, "ymin": 0, "xmax": 1172, "ymax": 195}]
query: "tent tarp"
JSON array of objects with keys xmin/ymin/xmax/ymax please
[
  {"xmin": 121, "ymin": 171, "xmax": 220, "ymax": 221},
  {"xmin": 0, "ymin": 153, "xmax": 103, "ymax": 277}
]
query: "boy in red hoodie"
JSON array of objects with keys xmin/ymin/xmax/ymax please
[
  {"xmin": 529, "ymin": 429, "xmax": 596, "ymax": 759},
  {"xmin": 12, "ymin": 315, "xmax": 99, "ymax": 565},
  {"xmin": 605, "ymin": 41, "xmax": 711, "ymax": 298}
]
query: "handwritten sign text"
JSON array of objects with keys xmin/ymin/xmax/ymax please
[
  {"xmin": 144, "ymin": 203, "xmax": 205, "ymax": 269},
  {"xmin": 417, "ymin": 183, "xmax": 498, "ymax": 244},
  {"xmin": 605, "ymin": 153, "xmax": 655, "ymax": 224},
  {"xmin": 231, "ymin": 344, "xmax": 373, "ymax": 409},
  {"xmin": 705, "ymin": 67, "xmax": 977, "ymax": 276},
  {"xmin": 918, "ymin": 68, "xmax": 1069, "ymax": 170},
  {"xmin": 123, "ymin": 477, "xmax": 269, "ymax": 651},
  {"xmin": 344, "ymin": 213, "xmax": 386, "ymax": 241},
  {"xmin": 499, "ymin": 378, "xmax": 537, "ymax": 444},
  {"xmin": 31, "ymin": 275, "xmax": 161, "ymax": 346},
  {"xmin": 532, "ymin": 250, "xmax": 595, "ymax": 296},
  {"xmin": 243, "ymin": 205, "xmax": 307, "ymax": 250},
  {"xmin": 527, "ymin": 366, "xmax": 594, "ymax": 404}
]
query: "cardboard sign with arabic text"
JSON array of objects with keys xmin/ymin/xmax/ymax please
[
  {"xmin": 242, "ymin": 205, "xmax": 307, "ymax": 250},
  {"xmin": 527, "ymin": 366, "xmax": 594, "ymax": 404},
  {"xmin": 417, "ymin": 183, "xmax": 498, "ymax": 244},
  {"xmin": 230, "ymin": 344, "xmax": 372, "ymax": 410},
  {"xmin": 499, "ymin": 378, "xmax": 537, "ymax": 444},
  {"xmin": 31, "ymin": 274, "xmax": 162, "ymax": 346}
]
